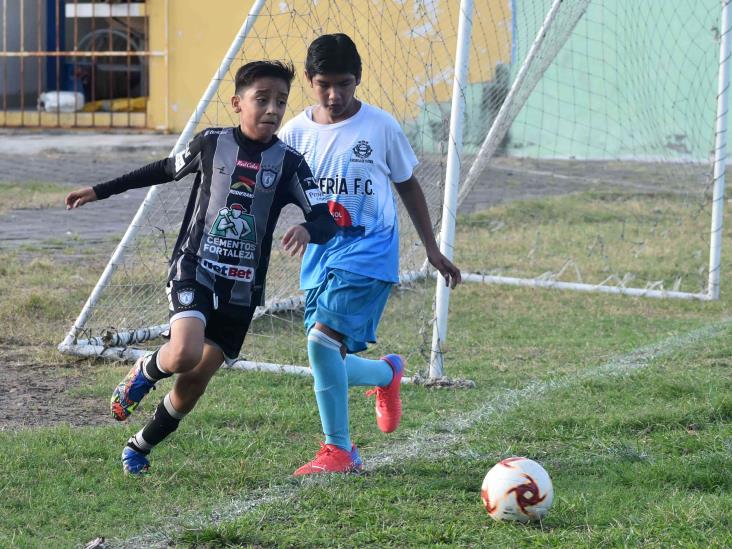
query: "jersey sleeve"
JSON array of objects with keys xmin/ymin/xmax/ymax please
[
  {"xmin": 287, "ymin": 155, "xmax": 337, "ymax": 244},
  {"xmin": 385, "ymin": 116, "xmax": 419, "ymax": 184},
  {"xmin": 92, "ymin": 131, "xmax": 205, "ymax": 200},
  {"xmin": 167, "ymin": 130, "xmax": 204, "ymax": 180}
]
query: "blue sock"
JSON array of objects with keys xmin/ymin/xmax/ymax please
[
  {"xmin": 345, "ymin": 354, "xmax": 393, "ymax": 387},
  {"xmin": 308, "ymin": 328, "xmax": 350, "ymax": 451}
]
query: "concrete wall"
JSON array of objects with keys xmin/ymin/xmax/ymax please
[{"xmin": 145, "ymin": 0, "xmax": 511, "ymax": 134}]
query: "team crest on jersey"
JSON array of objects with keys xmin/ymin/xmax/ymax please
[
  {"xmin": 352, "ymin": 140, "xmax": 372, "ymax": 159},
  {"xmin": 351, "ymin": 140, "xmax": 374, "ymax": 164},
  {"xmin": 177, "ymin": 288, "xmax": 195, "ymax": 307},
  {"xmin": 259, "ymin": 166, "xmax": 278, "ymax": 189}
]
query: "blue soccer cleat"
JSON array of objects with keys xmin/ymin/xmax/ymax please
[
  {"xmin": 111, "ymin": 355, "xmax": 156, "ymax": 421},
  {"xmin": 121, "ymin": 446, "xmax": 150, "ymax": 475}
]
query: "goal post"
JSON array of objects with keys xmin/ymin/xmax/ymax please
[
  {"xmin": 59, "ymin": 0, "xmax": 509, "ymax": 379},
  {"xmin": 449, "ymin": 0, "xmax": 730, "ymax": 302},
  {"xmin": 59, "ymin": 0, "xmax": 269, "ymax": 353},
  {"xmin": 58, "ymin": 0, "xmax": 730, "ymax": 382}
]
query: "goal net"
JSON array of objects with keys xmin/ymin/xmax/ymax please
[
  {"xmin": 456, "ymin": 0, "xmax": 729, "ymax": 301},
  {"xmin": 59, "ymin": 0, "xmax": 729, "ymax": 376}
]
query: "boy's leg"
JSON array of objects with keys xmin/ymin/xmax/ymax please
[
  {"xmin": 344, "ymin": 354, "xmax": 392, "ymax": 387},
  {"xmin": 123, "ymin": 299, "xmax": 254, "ymax": 475},
  {"xmin": 296, "ymin": 271, "xmax": 384, "ymax": 476},
  {"xmin": 309, "ymin": 324, "xmax": 350, "ymax": 450},
  {"xmin": 333, "ymin": 276, "xmax": 403, "ymax": 434},
  {"xmin": 294, "ymin": 322, "xmax": 363, "ymax": 476},
  {"xmin": 123, "ymin": 343, "xmax": 224, "ymax": 475},
  {"xmin": 111, "ymin": 317, "xmax": 205, "ymax": 421}
]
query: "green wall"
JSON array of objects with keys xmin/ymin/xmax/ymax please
[{"xmin": 507, "ymin": 1, "xmax": 722, "ymax": 161}]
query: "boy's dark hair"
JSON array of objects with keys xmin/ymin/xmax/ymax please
[
  {"xmin": 305, "ymin": 33, "xmax": 362, "ymax": 80},
  {"xmin": 234, "ymin": 60, "xmax": 296, "ymax": 94}
]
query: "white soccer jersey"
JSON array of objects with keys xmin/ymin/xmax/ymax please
[{"xmin": 278, "ymin": 102, "xmax": 418, "ymax": 287}]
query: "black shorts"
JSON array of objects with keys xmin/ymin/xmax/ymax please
[{"xmin": 166, "ymin": 279, "xmax": 256, "ymax": 363}]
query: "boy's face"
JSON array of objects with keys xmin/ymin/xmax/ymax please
[
  {"xmin": 231, "ymin": 76, "xmax": 289, "ymax": 141},
  {"xmin": 307, "ymin": 72, "xmax": 360, "ymax": 123}
]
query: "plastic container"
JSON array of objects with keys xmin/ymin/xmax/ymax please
[{"xmin": 38, "ymin": 91, "xmax": 85, "ymax": 113}]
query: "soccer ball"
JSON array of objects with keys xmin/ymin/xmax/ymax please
[{"xmin": 481, "ymin": 457, "xmax": 554, "ymax": 522}]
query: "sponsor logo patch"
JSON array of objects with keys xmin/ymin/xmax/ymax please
[
  {"xmin": 237, "ymin": 159, "xmax": 260, "ymax": 170},
  {"xmin": 231, "ymin": 176, "xmax": 255, "ymax": 193},
  {"xmin": 209, "ymin": 204, "xmax": 256, "ymax": 241},
  {"xmin": 306, "ymin": 188, "xmax": 327, "ymax": 205},
  {"xmin": 328, "ymin": 200, "xmax": 353, "ymax": 227},
  {"xmin": 201, "ymin": 259, "xmax": 255, "ymax": 282}
]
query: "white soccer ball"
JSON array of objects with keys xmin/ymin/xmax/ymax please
[{"xmin": 481, "ymin": 457, "xmax": 554, "ymax": 522}]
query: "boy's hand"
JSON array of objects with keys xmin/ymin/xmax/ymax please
[
  {"xmin": 281, "ymin": 225, "xmax": 311, "ymax": 257},
  {"xmin": 65, "ymin": 187, "xmax": 98, "ymax": 209},
  {"xmin": 427, "ymin": 248, "xmax": 462, "ymax": 289}
]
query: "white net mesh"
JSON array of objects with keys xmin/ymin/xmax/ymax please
[
  {"xmin": 64, "ymin": 0, "xmax": 507, "ymax": 369},
  {"xmin": 457, "ymin": 0, "xmax": 723, "ymax": 297},
  {"xmin": 63, "ymin": 0, "xmax": 726, "ymax": 370}
]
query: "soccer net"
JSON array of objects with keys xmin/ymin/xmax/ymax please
[
  {"xmin": 456, "ymin": 0, "xmax": 729, "ymax": 301},
  {"xmin": 59, "ymin": 0, "xmax": 729, "ymax": 377}
]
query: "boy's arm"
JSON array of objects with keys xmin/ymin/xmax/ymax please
[
  {"xmin": 90, "ymin": 158, "xmax": 173, "ymax": 200},
  {"xmin": 65, "ymin": 133, "xmax": 204, "ymax": 208},
  {"xmin": 290, "ymin": 157, "xmax": 338, "ymax": 242},
  {"xmin": 394, "ymin": 175, "xmax": 462, "ymax": 288},
  {"xmin": 65, "ymin": 159, "xmax": 170, "ymax": 209}
]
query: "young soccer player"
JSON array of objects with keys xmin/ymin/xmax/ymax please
[
  {"xmin": 65, "ymin": 60, "xmax": 337, "ymax": 475},
  {"xmin": 278, "ymin": 34, "xmax": 461, "ymax": 476}
]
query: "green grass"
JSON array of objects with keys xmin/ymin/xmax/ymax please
[
  {"xmin": 0, "ymin": 181, "xmax": 72, "ymax": 214},
  {"xmin": 1, "ymin": 189, "xmax": 732, "ymax": 547},
  {"xmin": 457, "ymin": 190, "xmax": 713, "ymax": 294}
]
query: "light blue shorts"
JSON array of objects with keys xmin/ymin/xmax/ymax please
[{"xmin": 304, "ymin": 268, "xmax": 393, "ymax": 353}]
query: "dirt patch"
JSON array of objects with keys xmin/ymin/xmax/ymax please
[{"xmin": 0, "ymin": 343, "xmax": 111, "ymax": 430}]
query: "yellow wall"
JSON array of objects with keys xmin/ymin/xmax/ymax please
[{"xmin": 147, "ymin": 0, "xmax": 512, "ymax": 132}]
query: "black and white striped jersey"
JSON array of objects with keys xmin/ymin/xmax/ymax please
[{"xmin": 93, "ymin": 126, "xmax": 336, "ymax": 307}]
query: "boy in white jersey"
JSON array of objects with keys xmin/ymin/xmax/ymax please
[{"xmin": 278, "ymin": 33, "xmax": 461, "ymax": 476}]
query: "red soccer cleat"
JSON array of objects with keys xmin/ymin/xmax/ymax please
[
  {"xmin": 293, "ymin": 443, "xmax": 363, "ymax": 476},
  {"xmin": 365, "ymin": 354, "xmax": 405, "ymax": 433}
]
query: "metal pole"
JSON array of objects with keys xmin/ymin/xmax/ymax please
[
  {"xmin": 429, "ymin": 0, "xmax": 474, "ymax": 378},
  {"xmin": 708, "ymin": 0, "xmax": 732, "ymax": 300},
  {"xmin": 61, "ymin": 0, "xmax": 269, "ymax": 348}
]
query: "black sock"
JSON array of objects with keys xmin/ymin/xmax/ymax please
[
  {"xmin": 142, "ymin": 350, "xmax": 173, "ymax": 382},
  {"xmin": 127, "ymin": 393, "xmax": 185, "ymax": 454}
]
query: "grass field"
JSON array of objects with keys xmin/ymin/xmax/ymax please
[
  {"xmin": 0, "ymin": 181, "xmax": 72, "ymax": 214},
  {"xmin": 1, "ymin": 187, "xmax": 731, "ymax": 548}
]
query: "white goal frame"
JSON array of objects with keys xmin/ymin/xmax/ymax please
[{"xmin": 59, "ymin": 0, "xmax": 732, "ymax": 381}]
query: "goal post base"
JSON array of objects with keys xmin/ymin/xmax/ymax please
[
  {"xmin": 410, "ymin": 372, "xmax": 477, "ymax": 389},
  {"xmin": 462, "ymin": 273, "xmax": 713, "ymax": 301},
  {"xmin": 57, "ymin": 342, "xmax": 418, "ymax": 385}
]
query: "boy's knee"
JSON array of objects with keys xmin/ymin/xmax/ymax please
[{"xmin": 166, "ymin": 342, "xmax": 202, "ymax": 372}]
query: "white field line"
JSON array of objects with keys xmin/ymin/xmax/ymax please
[{"xmin": 109, "ymin": 319, "xmax": 731, "ymax": 549}]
